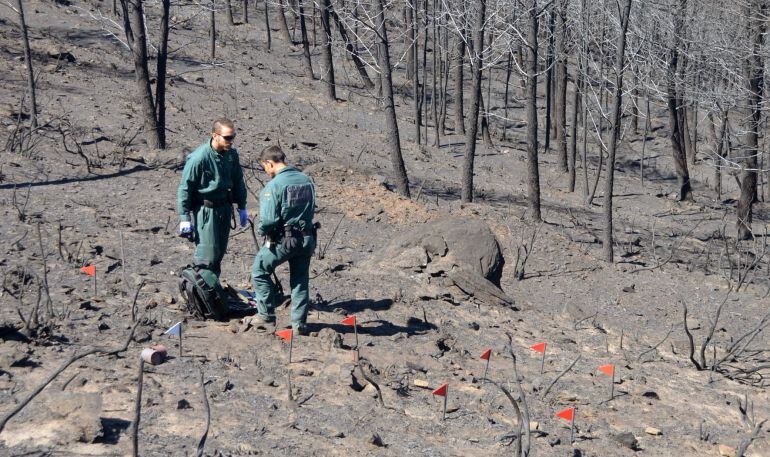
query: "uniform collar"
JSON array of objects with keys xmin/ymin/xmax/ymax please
[{"xmin": 275, "ymin": 165, "xmax": 295, "ymax": 176}]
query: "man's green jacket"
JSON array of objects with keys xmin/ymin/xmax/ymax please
[{"xmin": 177, "ymin": 141, "xmax": 247, "ymax": 222}]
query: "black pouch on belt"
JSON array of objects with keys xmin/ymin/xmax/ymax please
[{"xmin": 282, "ymin": 225, "xmax": 301, "ymax": 251}]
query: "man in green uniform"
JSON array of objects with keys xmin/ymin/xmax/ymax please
[
  {"xmin": 177, "ymin": 118, "xmax": 248, "ymax": 278},
  {"xmin": 251, "ymin": 145, "xmax": 316, "ymax": 334}
]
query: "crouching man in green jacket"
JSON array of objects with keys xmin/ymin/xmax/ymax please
[
  {"xmin": 177, "ymin": 118, "xmax": 248, "ymax": 278},
  {"xmin": 251, "ymin": 145, "xmax": 316, "ymax": 334}
]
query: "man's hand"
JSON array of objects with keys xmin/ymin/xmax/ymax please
[
  {"xmin": 238, "ymin": 209, "xmax": 248, "ymax": 227},
  {"xmin": 179, "ymin": 221, "xmax": 193, "ymax": 234}
]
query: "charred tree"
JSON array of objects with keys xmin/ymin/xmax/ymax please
[
  {"xmin": 737, "ymin": 0, "xmax": 765, "ymax": 240},
  {"xmin": 373, "ymin": 0, "xmax": 410, "ymax": 197},
  {"xmin": 16, "ymin": 0, "xmax": 37, "ymax": 128},
  {"xmin": 453, "ymin": 31, "xmax": 466, "ymax": 135},
  {"xmin": 525, "ymin": 0, "xmax": 542, "ymax": 221},
  {"xmin": 320, "ymin": 0, "xmax": 336, "ymax": 100},
  {"xmin": 667, "ymin": 0, "xmax": 693, "ymax": 201},
  {"xmin": 121, "ymin": 0, "xmax": 162, "ymax": 149},
  {"xmin": 329, "ymin": 7, "xmax": 373, "ymax": 88},
  {"xmin": 602, "ymin": 0, "xmax": 632, "ymax": 263},
  {"xmin": 298, "ymin": 0, "xmax": 314, "ymax": 78},
  {"xmin": 461, "ymin": 0, "xmax": 486, "ymax": 203},
  {"xmin": 554, "ymin": 0, "xmax": 568, "ymax": 172}
]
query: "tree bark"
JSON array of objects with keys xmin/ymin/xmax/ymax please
[
  {"xmin": 410, "ymin": 4, "xmax": 421, "ymax": 144},
  {"xmin": 155, "ymin": 0, "xmax": 170, "ymax": 149},
  {"xmin": 210, "ymin": 0, "xmax": 216, "ymax": 60},
  {"xmin": 374, "ymin": 0, "xmax": 410, "ymax": 197},
  {"xmin": 298, "ymin": 0, "xmax": 314, "ymax": 78},
  {"xmin": 226, "ymin": 0, "xmax": 235, "ymax": 25},
  {"xmin": 568, "ymin": 58, "xmax": 580, "ymax": 192},
  {"xmin": 526, "ymin": 0, "xmax": 542, "ymax": 221},
  {"xmin": 320, "ymin": 0, "xmax": 336, "ymax": 100},
  {"xmin": 277, "ymin": 0, "xmax": 292, "ymax": 43},
  {"xmin": 737, "ymin": 0, "xmax": 764, "ymax": 240},
  {"xmin": 453, "ymin": 32, "xmax": 466, "ymax": 135},
  {"xmin": 264, "ymin": 0, "xmax": 272, "ymax": 51},
  {"xmin": 121, "ymin": 0, "xmax": 161, "ymax": 149},
  {"xmin": 16, "ymin": 0, "xmax": 37, "ymax": 128},
  {"xmin": 329, "ymin": 7, "xmax": 373, "ymax": 88},
  {"xmin": 461, "ymin": 0, "xmax": 485, "ymax": 203},
  {"xmin": 544, "ymin": 8, "xmax": 555, "ymax": 151},
  {"xmin": 554, "ymin": 0, "xmax": 568, "ymax": 172},
  {"xmin": 602, "ymin": 0, "xmax": 632, "ymax": 263},
  {"xmin": 667, "ymin": 0, "xmax": 693, "ymax": 201}
]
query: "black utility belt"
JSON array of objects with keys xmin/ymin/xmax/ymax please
[{"xmin": 201, "ymin": 199, "xmax": 230, "ymax": 208}]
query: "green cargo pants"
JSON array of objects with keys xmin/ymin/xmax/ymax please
[
  {"xmin": 251, "ymin": 235, "xmax": 315, "ymax": 329},
  {"xmin": 193, "ymin": 205, "xmax": 233, "ymax": 277}
]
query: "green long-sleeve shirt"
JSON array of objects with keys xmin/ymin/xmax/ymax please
[
  {"xmin": 177, "ymin": 141, "xmax": 247, "ymax": 222},
  {"xmin": 258, "ymin": 166, "xmax": 315, "ymax": 236}
]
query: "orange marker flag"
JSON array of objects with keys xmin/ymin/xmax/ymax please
[
  {"xmin": 433, "ymin": 383, "xmax": 449, "ymax": 421},
  {"xmin": 530, "ymin": 342, "xmax": 546, "ymax": 353},
  {"xmin": 557, "ymin": 406, "xmax": 577, "ymax": 442},
  {"xmin": 275, "ymin": 329, "xmax": 293, "ymax": 342},
  {"xmin": 598, "ymin": 364, "xmax": 615, "ymax": 377},
  {"xmin": 556, "ymin": 407, "xmax": 575, "ymax": 422},
  {"xmin": 432, "ymin": 383, "xmax": 448, "ymax": 397},
  {"xmin": 340, "ymin": 315, "xmax": 356, "ymax": 326},
  {"xmin": 480, "ymin": 349, "xmax": 492, "ymax": 360},
  {"xmin": 80, "ymin": 265, "xmax": 96, "ymax": 276}
]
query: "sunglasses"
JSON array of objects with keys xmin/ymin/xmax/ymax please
[{"xmin": 216, "ymin": 132, "xmax": 236, "ymax": 141}]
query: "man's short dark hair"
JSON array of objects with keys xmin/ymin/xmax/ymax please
[
  {"xmin": 259, "ymin": 145, "xmax": 286, "ymax": 163},
  {"xmin": 212, "ymin": 118, "xmax": 235, "ymax": 133}
]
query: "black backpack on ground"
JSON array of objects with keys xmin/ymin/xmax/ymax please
[{"xmin": 178, "ymin": 265, "xmax": 228, "ymax": 321}]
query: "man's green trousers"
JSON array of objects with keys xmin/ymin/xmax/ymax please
[
  {"xmin": 251, "ymin": 235, "xmax": 315, "ymax": 328},
  {"xmin": 193, "ymin": 205, "xmax": 232, "ymax": 276}
]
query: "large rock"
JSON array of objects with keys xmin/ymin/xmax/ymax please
[
  {"xmin": 43, "ymin": 392, "xmax": 103, "ymax": 443},
  {"xmin": 371, "ymin": 218, "xmax": 515, "ymax": 309},
  {"xmin": 378, "ymin": 217, "xmax": 505, "ymax": 285}
]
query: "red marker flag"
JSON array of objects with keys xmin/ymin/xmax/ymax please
[
  {"xmin": 556, "ymin": 407, "xmax": 575, "ymax": 422},
  {"xmin": 480, "ymin": 349, "xmax": 492, "ymax": 360},
  {"xmin": 275, "ymin": 329, "xmax": 293, "ymax": 342},
  {"xmin": 598, "ymin": 364, "xmax": 615, "ymax": 377},
  {"xmin": 340, "ymin": 315, "xmax": 356, "ymax": 326},
  {"xmin": 80, "ymin": 265, "xmax": 96, "ymax": 276},
  {"xmin": 432, "ymin": 383, "xmax": 448, "ymax": 397},
  {"xmin": 530, "ymin": 342, "xmax": 547, "ymax": 353}
]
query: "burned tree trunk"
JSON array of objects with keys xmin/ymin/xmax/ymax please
[
  {"xmin": 298, "ymin": 0, "xmax": 314, "ymax": 78},
  {"xmin": 225, "ymin": 0, "xmax": 235, "ymax": 25},
  {"xmin": 554, "ymin": 0, "xmax": 568, "ymax": 172},
  {"xmin": 374, "ymin": 0, "xmax": 410, "ymax": 197},
  {"xmin": 329, "ymin": 7, "xmax": 373, "ymax": 88},
  {"xmin": 16, "ymin": 0, "xmax": 37, "ymax": 128},
  {"xmin": 277, "ymin": 0, "xmax": 292, "ymax": 43},
  {"xmin": 154, "ymin": 0, "xmax": 170, "ymax": 149},
  {"xmin": 409, "ymin": 4, "xmax": 421, "ymax": 144},
  {"xmin": 667, "ymin": 0, "xmax": 693, "ymax": 201},
  {"xmin": 264, "ymin": 0, "xmax": 272, "ymax": 51},
  {"xmin": 737, "ymin": 0, "xmax": 765, "ymax": 240},
  {"xmin": 544, "ymin": 7, "xmax": 555, "ymax": 152},
  {"xmin": 602, "ymin": 0, "xmax": 632, "ymax": 263},
  {"xmin": 243, "ymin": 0, "xmax": 248, "ymax": 23},
  {"xmin": 209, "ymin": 0, "xmax": 216, "ymax": 60},
  {"xmin": 320, "ymin": 0, "xmax": 336, "ymax": 100},
  {"xmin": 453, "ymin": 31, "xmax": 466, "ymax": 135},
  {"xmin": 461, "ymin": 0, "xmax": 485, "ymax": 203},
  {"xmin": 121, "ymin": 0, "xmax": 161, "ymax": 149},
  {"xmin": 525, "ymin": 0, "xmax": 542, "ymax": 221}
]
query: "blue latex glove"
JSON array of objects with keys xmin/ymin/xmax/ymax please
[
  {"xmin": 239, "ymin": 209, "xmax": 248, "ymax": 227},
  {"xmin": 179, "ymin": 221, "xmax": 193, "ymax": 234}
]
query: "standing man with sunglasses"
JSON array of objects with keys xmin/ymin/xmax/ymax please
[{"xmin": 177, "ymin": 118, "xmax": 248, "ymax": 281}]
